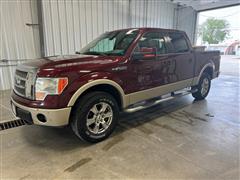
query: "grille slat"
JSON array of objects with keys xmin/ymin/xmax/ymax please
[
  {"xmin": 14, "ymin": 83, "xmax": 25, "ymax": 89},
  {"xmin": 14, "ymin": 86, "xmax": 26, "ymax": 96},
  {"xmin": 16, "ymin": 70, "xmax": 28, "ymax": 78},
  {"xmin": 15, "ymin": 75, "xmax": 27, "ymax": 81}
]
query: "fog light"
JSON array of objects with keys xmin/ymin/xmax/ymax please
[{"xmin": 37, "ymin": 114, "xmax": 47, "ymax": 123}]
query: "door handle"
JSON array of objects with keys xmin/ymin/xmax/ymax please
[{"xmin": 144, "ymin": 66, "xmax": 152, "ymax": 71}]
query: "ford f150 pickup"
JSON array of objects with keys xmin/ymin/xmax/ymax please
[{"xmin": 11, "ymin": 28, "xmax": 220, "ymax": 142}]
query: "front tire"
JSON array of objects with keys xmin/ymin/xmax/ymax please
[
  {"xmin": 192, "ymin": 72, "xmax": 211, "ymax": 100},
  {"xmin": 70, "ymin": 91, "xmax": 119, "ymax": 143}
]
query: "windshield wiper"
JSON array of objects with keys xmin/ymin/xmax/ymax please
[{"xmin": 83, "ymin": 51, "xmax": 108, "ymax": 56}]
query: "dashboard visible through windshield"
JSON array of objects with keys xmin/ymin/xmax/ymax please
[{"xmin": 79, "ymin": 29, "xmax": 139, "ymax": 56}]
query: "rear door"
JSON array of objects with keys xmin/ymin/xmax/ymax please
[{"xmin": 166, "ymin": 32, "xmax": 195, "ymax": 83}]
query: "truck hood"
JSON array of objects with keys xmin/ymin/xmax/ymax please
[
  {"xmin": 22, "ymin": 54, "xmax": 118, "ymax": 68},
  {"xmin": 20, "ymin": 54, "xmax": 121, "ymax": 76}
]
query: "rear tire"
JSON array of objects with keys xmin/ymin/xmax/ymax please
[
  {"xmin": 192, "ymin": 72, "xmax": 211, "ymax": 100},
  {"xmin": 70, "ymin": 91, "xmax": 119, "ymax": 143}
]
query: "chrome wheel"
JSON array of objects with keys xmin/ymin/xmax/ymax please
[
  {"xmin": 86, "ymin": 102, "xmax": 113, "ymax": 134},
  {"xmin": 201, "ymin": 78, "xmax": 209, "ymax": 96}
]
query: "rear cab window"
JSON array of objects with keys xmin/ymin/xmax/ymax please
[{"xmin": 167, "ymin": 32, "xmax": 190, "ymax": 53}]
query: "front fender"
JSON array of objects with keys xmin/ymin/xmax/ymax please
[{"xmin": 66, "ymin": 72, "xmax": 128, "ymax": 108}]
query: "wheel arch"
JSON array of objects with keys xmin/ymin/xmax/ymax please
[
  {"xmin": 67, "ymin": 79, "xmax": 128, "ymax": 110},
  {"xmin": 195, "ymin": 61, "xmax": 215, "ymax": 84},
  {"xmin": 203, "ymin": 66, "xmax": 214, "ymax": 79}
]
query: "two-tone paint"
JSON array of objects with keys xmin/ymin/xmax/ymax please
[{"xmin": 11, "ymin": 28, "xmax": 220, "ymax": 126}]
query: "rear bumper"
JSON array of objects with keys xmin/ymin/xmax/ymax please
[{"xmin": 11, "ymin": 98, "xmax": 71, "ymax": 126}]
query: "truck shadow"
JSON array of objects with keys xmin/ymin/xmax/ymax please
[{"xmin": 20, "ymin": 95, "xmax": 204, "ymax": 151}]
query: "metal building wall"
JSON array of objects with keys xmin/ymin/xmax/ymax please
[
  {"xmin": 0, "ymin": 0, "xmax": 41, "ymax": 90},
  {"xmin": 1, "ymin": 0, "xmax": 194, "ymax": 91},
  {"xmin": 176, "ymin": 6, "xmax": 197, "ymax": 44},
  {"xmin": 42, "ymin": 0, "xmax": 130, "ymax": 56},
  {"xmin": 42, "ymin": 0, "xmax": 177, "ymax": 56},
  {"xmin": 130, "ymin": 0, "xmax": 176, "ymax": 28}
]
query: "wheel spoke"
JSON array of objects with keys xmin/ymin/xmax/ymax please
[
  {"xmin": 87, "ymin": 117, "xmax": 95, "ymax": 126},
  {"xmin": 93, "ymin": 124, "xmax": 99, "ymax": 134},
  {"xmin": 200, "ymin": 78, "xmax": 209, "ymax": 96},
  {"xmin": 100, "ymin": 103, "xmax": 108, "ymax": 113},
  {"xmin": 101, "ymin": 122, "xmax": 108, "ymax": 129},
  {"xmin": 104, "ymin": 112, "xmax": 113, "ymax": 118},
  {"xmin": 90, "ymin": 104, "xmax": 99, "ymax": 114}
]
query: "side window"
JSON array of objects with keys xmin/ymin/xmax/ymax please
[
  {"xmin": 168, "ymin": 33, "xmax": 189, "ymax": 53},
  {"xmin": 135, "ymin": 32, "xmax": 167, "ymax": 55}
]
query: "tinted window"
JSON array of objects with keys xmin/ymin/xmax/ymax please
[
  {"xmin": 80, "ymin": 29, "xmax": 139, "ymax": 56},
  {"xmin": 168, "ymin": 33, "xmax": 189, "ymax": 53},
  {"xmin": 135, "ymin": 32, "xmax": 167, "ymax": 55}
]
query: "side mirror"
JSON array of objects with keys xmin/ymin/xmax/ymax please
[{"xmin": 132, "ymin": 47, "xmax": 157, "ymax": 61}]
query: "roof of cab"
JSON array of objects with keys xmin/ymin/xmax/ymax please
[{"xmin": 109, "ymin": 27, "xmax": 185, "ymax": 33}]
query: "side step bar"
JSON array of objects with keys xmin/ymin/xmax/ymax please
[{"xmin": 124, "ymin": 88, "xmax": 197, "ymax": 113}]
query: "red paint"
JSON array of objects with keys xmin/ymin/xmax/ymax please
[
  {"xmin": 144, "ymin": 54, "xmax": 156, "ymax": 58},
  {"xmin": 11, "ymin": 28, "xmax": 220, "ymax": 109}
]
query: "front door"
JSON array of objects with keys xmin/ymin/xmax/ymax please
[{"xmin": 128, "ymin": 31, "xmax": 175, "ymax": 104}]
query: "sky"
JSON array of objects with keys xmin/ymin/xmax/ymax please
[{"xmin": 197, "ymin": 5, "xmax": 240, "ymax": 45}]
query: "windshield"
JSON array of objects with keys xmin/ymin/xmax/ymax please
[{"xmin": 79, "ymin": 29, "xmax": 139, "ymax": 56}]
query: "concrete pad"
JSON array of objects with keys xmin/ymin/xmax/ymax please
[{"xmin": 0, "ymin": 55, "xmax": 239, "ymax": 179}]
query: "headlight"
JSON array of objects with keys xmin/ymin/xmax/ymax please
[{"xmin": 35, "ymin": 77, "xmax": 68, "ymax": 101}]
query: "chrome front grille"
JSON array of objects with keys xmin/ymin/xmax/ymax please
[
  {"xmin": 14, "ymin": 67, "xmax": 36, "ymax": 100},
  {"xmin": 14, "ymin": 70, "xmax": 28, "ymax": 97}
]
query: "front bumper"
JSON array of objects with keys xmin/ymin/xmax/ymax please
[{"xmin": 11, "ymin": 98, "xmax": 71, "ymax": 126}]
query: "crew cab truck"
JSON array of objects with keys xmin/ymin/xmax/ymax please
[{"xmin": 11, "ymin": 28, "xmax": 220, "ymax": 142}]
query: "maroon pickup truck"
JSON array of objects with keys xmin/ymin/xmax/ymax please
[{"xmin": 11, "ymin": 28, "xmax": 220, "ymax": 142}]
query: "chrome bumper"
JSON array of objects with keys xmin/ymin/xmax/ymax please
[{"xmin": 11, "ymin": 98, "xmax": 71, "ymax": 126}]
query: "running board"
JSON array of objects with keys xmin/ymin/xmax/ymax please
[{"xmin": 124, "ymin": 88, "xmax": 197, "ymax": 113}]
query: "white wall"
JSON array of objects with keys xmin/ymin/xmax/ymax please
[
  {"xmin": 0, "ymin": 0, "xmax": 41, "ymax": 90},
  {"xmin": 42, "ymin": 0, "xmax": 178, "ymax": 56},
  {"xmin": 0, "ymin": 0, "xmax": 41, "ymax": 60},
  {"xmin": 130, "ymin": 0, "xmax": 176, "ymax": 28},
  {"xmin": 0, "ymin": 0, "xmax": 197, "ymax": 90},
  {"xmin": 42, "ymin": 0, "xmax": 130, "ymax": 56},
  {"xmin": 176, "ymin": 6, "xmax": 197, "ymax": 43}
]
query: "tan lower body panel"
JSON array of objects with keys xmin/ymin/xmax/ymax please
[
  {"xmin": 11, "ymin": 98, "xmax": 71, "ymax": 126},
  {"xmin": 10, "ymin": 73, "xmax": 219, "ymax": 127},
  {"xmin": 125, "ymin": 78, "xmax": 194, "ymax": 106}
]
